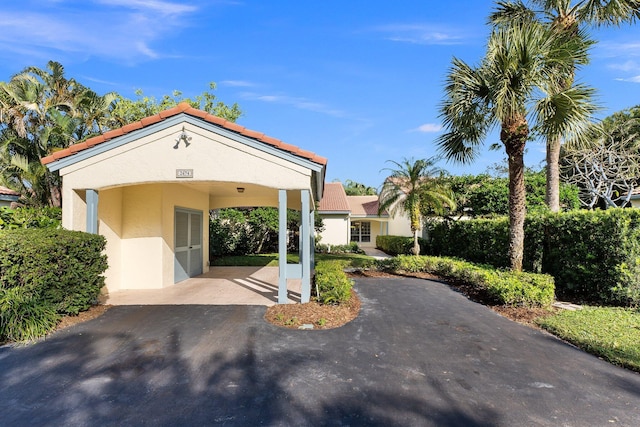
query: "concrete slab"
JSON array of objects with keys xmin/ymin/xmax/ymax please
[
  {"xmin": 102, "ymin": 266, "xmax": 301, "ymax": 306},
  {"xmin": 361, "ymin": 247, "xmax": 392, "ymax": 259}
]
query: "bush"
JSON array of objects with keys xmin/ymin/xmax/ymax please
[
  {"xmin": 0, "ymin": 287, "xmax": 60, "ymax": 342},
  {"xmin": 314, "ymin": 260, "xmax": 353, "ymax": 305},
  {"xmin": 425, "ymin": 209, "xmax": 640, "ymax": 306},
  {"xmin": 315, "ymin": 242, "xmax": 364, "ymax": 254},
  {"xmin": 376, "ymin": 235, "xmax": 427, "ymax": 256},
  {"xmin": 0, "ymin": 229, "xmax": 108, "ymax": 315},
  {"xmin": 376, "ymin": 255, "xmax": 555, "ymax": 307},
  {"xmin": 0, "ymin": 206, "xmax": 61, "ymax": 230}
]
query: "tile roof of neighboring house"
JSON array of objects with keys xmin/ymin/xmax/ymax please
[
  {"xmin": 347, "ymin": 195, "xmax": 388, "ymax": 217},
  {"xmin": 40, "ymin": 102, "xmax": 328, "ymax": 166},
  {"xmin": 318, "ymin": 182, "xmax": 351, "ymax": 212},
  {"xmin": 0, "ymin": 186, "xmax": 20, "ymax": 197}
]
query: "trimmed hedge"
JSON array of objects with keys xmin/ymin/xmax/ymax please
[
  {"xmin": 425, "ymin": 209, "xmax": 640, "ymax": 305},
  {"xmin": 376, "ymin": 235, "xmax": 428, "ymax": 256},
  {"xmin": 314, "ymin": 260, "xmax": 353, "ymax": 305},
  {"xmin": 0, "ymin": 229, "xmax": 108, "ymax": 316},
  {"xmin": 377, "ymin": 255, "xmax": 555, "ymax": 307}
]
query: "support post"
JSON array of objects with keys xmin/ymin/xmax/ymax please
[
  {"xmin": 86, "ymin": 189, "xmax": 99, "ymax": 234},
  {"xmin": 301, "ymin": 190, "xmax": 311, "ymax": 303},
  {"xmin": 278, "ymin": 190, "xmax": 288, "ymax": 304}
]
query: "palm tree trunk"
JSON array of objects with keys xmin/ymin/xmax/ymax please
[
  {"xmin": 546, "ymin": 135, "xmax": 561, "ymax": 212},
  {"xmin": 502, "ymin": 118, "xmax": 528, "ymax": 272},
  {"xmin": 507, "ymin": 146, "xmax": 526, "ymax": 272},
  {"xmin": 413, "ymin": 228, "xmax": 420, "ymax": 255}
]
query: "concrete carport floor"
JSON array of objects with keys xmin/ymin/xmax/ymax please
[
  {"xmin": 1, "ymin": 276, "xmax": 639, "ymax": 426},
  {"xmin": 102, "ymin": 266, "xmax": 302, "ymax": 305}
]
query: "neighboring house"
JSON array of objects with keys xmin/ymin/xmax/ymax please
[
  {"xmin": 41, "ymin": 102, "xmax": 326, "ymax": 304},
  {"xmin": 318, "ymin": 182, "xmax": 416, "ymax": 248},
  {"xmin": 0, "ymin": 186, "xmax": 20, "ymax": 208}
]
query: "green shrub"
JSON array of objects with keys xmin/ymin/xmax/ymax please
[
  {"xmin": 376, "ymin": 235, "xmax": 427, "ymax": 256},
  {"xmin": 0, "ymin": 287, "xmax": 60, "ymax": 343},
  {"xmin": 314, "ymin": 260, "xmax": 353, "ymax": 305},
  {"xmin": 315, "ymin": 242, "xmax": 363, "ymax": 254},
  {"xmin": 0, "ymin": 229, "xmax": 108, "ymax": 315},
  {"xmin": 377, "ymin": 255, "xmax": 555, "ymax": 307},
  {"xmin": 0, "ymin": 206, "xmax": 61, "ymax": 230},
  {"xmin": 425, "ymin": 209, "xmax": 640, "ymax": 306}
]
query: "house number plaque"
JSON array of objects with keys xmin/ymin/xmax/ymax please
[{"xmin": 176, "ymin": 169, "xmax": 193, "ymax": 178}]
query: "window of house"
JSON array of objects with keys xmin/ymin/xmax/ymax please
[{"xmin": 350, "ymin": 221, "xmax": 371, "ymax": 243}]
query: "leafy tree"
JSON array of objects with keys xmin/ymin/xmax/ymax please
[
  {"xmin": 444, "ymin": 171, "xmax": 579, "ymax": 218},
  {"xmin": 0, "ymin": 61, "xmax": 114, "ymax": 206},
  {"xmin": 337, "ymin": 179, "xmax": 377, "ymax": 196},
  {"xmin": 109, "ymin": 83, "xmax": 242, "ymax": 126},
  {"xmin": 0, "ymin": 62, "xmax": 242, "ymax": 207},
  {"xmin": 490, "ymin": 0, "xmax": 640, "ymax": 212},
  {"xmin": 378, "ymin": 157, "xmax": 456, "ymax": 255},
  {"xmin": 437, "ymin": 21, "xmax": 595, "ymax": 271}
]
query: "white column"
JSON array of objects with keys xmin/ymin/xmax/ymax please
[
  {"xmin": 86, "ymin": 189, "xmax": 99, "ymax": 234},
  {"xmin": 278, "ymin": 189, "xmax": 288, "ymax": 304},
  {"xmin": 300, "ymin": 189, "xmax": 311, "ymax": 303}
]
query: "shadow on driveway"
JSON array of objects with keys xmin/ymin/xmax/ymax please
[{"xmin": 1, "ymin": 277, "xmax": 639, "ymax": 426}]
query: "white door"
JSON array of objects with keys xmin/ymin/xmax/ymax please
[{"xmin": 174, "ymin": 208, "xmax": 203, "ymax": 283}]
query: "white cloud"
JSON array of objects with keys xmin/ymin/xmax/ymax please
[
  {"xmin": 0, "ymin": 1, "xmax": 199, "ymax": 63},
  {"xmin": 240, "ymin": 92, "xmax": 347, "ymax": 118},
  {"xmin": 220, "ymin": 80, "xmax": 257, "ymax": 87},
  {"xmin": 413, "ymin": 123, "xmax": 443, "ymax": 133},
  {"xmin": 608, "ymin": 60, "xmax": 639, "ymax": 72},
  {"xmin": 615, "ymin": 75, "xmax": 640, "ymax": 83},
  {"xmin": 371, "ymin": 23, "xmax": 467, "ymax": 45}
]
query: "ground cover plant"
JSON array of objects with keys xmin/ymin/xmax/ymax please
[
  {"xmin": 376, "ymin": 255, "xmax": 555, "ymax": 307},
  {"xmin": 536, "ymin": 307, "xmax": 640, "ymax": 372}
]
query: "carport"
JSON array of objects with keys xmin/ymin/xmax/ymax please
[{"xmin": 42, "ymin": 103, "xmax": 326, "ymax": 304}]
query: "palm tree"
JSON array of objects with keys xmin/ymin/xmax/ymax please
[
  {"xmin": 0, "ymin": 61, "xmax": 90, "ymax": 206},
  {"xmin": 437, "ymin": 21, "xmax": 596, "ymax": 271},
  {"xmin": 490, "ymin": 0, "xmax": 640, "ymax": 212},
  {"xmin": 378, "ymin": 157, "xmax": 456, "ymax": 255}
]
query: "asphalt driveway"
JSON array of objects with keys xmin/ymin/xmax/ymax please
[{"xmin": 1, "ymin": 277, "xmax": 639, "ymax": 426}]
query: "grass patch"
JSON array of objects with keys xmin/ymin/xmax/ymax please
[
  {"xmin": 536, "ymin": 307, "xmax": 640, "ymax": 372},
  {"xmin": 211, "ymin": 252, "xmax": 374, "ymax": 268}
]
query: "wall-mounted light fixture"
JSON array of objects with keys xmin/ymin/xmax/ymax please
[
  {"xmin": 236, "ymin": 187, "xmax": 245, "ymax": 193},
  {"xmin": 174, "ymin": 126, "xmax": 192, "ymax": 149}
]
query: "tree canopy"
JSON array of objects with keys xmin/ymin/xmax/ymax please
[{"xmin": 0, "ymin": 61, "xmax": 241, "ymax": 207}]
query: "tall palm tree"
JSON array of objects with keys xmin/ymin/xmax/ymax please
[
  {"xmin": 378, "ymin": 157, "xmax": 456, "ymax": 255},
  {"xmin": 437, "ymin": 21, "xmax": 596, "ymax": 271},
  {"xmin": 490, "ymin": 0, "xmax": 640, "ymax": 212}
]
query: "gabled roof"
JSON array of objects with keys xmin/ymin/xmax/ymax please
[
  {"xmin": 347, "ymin": 195, "xmax": 387, "ymax": 217},
  {"xmin": 318, "ymin": 182, "xmax": 350, "ymax": 212},
  {"xmin": 40, "ymin": 102, "xmax": 327, "ymax": 167},
  {"xmin": 318, "ymin": 182, "xmax": 388, "ymax": 217}
]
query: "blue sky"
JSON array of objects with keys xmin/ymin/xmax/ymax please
[{"xmin": 1, "ymin": 0, "xmax": 639, "ymax": 189}]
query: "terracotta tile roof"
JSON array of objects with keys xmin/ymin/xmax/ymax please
[
  {"xmin": 0, "ymin": 186, "xmax": 20, "ymax": 197},
  {"xmin": 318, "ymin": 182, "xmax": 351, "ymax": 212},
  {"xmin": 41, "ymin": 102, "xmax": 328, "ymax": 166},
  {"xmin": 347, "ymin": 195, "xmax": 387, "ymax": 216}
]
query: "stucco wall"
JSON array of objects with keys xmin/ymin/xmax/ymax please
[
  {"xmin": 387, "ymin": 212, "xmax": 418, "ymax": 237},
  {"xmin": 319, "ymin": 214, "xmax": 349, "ymax": 246},
  {"xmin": 56, "ymin": 119, "xmax": 319, "ymax": 292},
  {"xmin": 59, "ymin": 123, "xmax": 313, "ymax": 192}
]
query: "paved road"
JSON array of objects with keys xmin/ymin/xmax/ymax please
[{"xmin": 1, "ymin": 277, "xmax": 639, "ymax": 426}]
